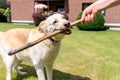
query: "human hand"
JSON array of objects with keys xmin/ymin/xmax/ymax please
[{"xmin": 80, "ymin": 6, "xmax": 98, "ymax": 24}]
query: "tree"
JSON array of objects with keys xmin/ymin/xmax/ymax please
[{"xmin": 0, "ymin": 0, "xmax": 7, "ymax": 9}]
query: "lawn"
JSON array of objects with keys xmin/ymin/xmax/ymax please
[{"xmin": 0, "ymin": 23, "xmax": 120, "ymax": 80}]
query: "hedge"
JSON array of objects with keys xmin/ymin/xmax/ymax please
[{"xmin": 76, "ymin": 12, "xmax": 107, "ymax": 31}]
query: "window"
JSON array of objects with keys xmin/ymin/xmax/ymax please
[
  {"xmin": 35, "ymin": 0, "xmax": 64, "ymax": 12},
  {"xmin": 101, "ymin": 10, "xmax": 105, "ymax": 16},
  {"xmin": 82, "ymin": 3, "xmax": 105, "ymax": 16},
  {"xmin": 82, "ymin": 3, "xmax": 92, "ymax": 11}
]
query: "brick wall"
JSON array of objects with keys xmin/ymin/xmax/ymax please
[
  {"xmin": 68, "ymin": 0, "xmax": 95, "ymax": 22},
  {"xmin": 10, "ymin": 0, "xmax": 120, "ymax": 24},
  {"xmin": 105, "ymin": 5, "xmax": 120, "ymax": 23},
  {"xmin": 11, "ymin": 0, "xmax": 34, "ymax": 22}
]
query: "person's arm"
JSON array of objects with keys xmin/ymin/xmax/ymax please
[{"xmin": 80, "ymin": 0, "xmax": 120, "ymax": 24}]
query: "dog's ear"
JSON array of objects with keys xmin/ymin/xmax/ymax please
[
  {"xmin": 38, "ymin": 21, "xmax": 48, "ymax": 33},
  {"xmin": 38, "ymin": 20, "xmax": 56, "ymax": 34}
]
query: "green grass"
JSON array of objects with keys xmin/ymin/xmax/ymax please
[
  {"xmin": 0, "ymin": 23, "xmax": 34, "ymax": 31},
  {"xmin": 0, "ymin": 23, "xmax": 120, "ymax": 80}
]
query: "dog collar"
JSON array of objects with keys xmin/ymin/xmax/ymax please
[{"xmin": 49, "ymin": 38, "xmax": 60, "ymax": 42}]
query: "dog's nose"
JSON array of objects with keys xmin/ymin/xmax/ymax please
[{"xmin": 64, "ymin": 21, "xmax": 70, "ymax": 28}]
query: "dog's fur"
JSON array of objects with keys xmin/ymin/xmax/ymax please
[{"xmin": 0, "ymin": 13, "xmax": 70, "ymax": 80}]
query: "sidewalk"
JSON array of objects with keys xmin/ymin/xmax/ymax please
[{"xmin": 109, "ymin": 27, "xmax": 120, "ymax": 31}]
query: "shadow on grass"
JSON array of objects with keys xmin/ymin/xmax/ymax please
[
  {"xmin": 13, "ymin": 65, "xmax": 91, "ymax": 80},
  {"xmin": 53, "ymin": 70, "xmax": 91, "ymax": 80},
  {"xmin": 13, "ymin": 65, "xmax": 37, "ymax": 80}
]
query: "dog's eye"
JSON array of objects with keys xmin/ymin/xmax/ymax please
[{"xmin": 53, "ymin": 20, "xmax": 58, "ymax": 24}]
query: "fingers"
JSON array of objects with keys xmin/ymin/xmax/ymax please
[
  {"xmin": 80, "ymin": 11, "xmax": 86, "ymax": 24},
  {"xmin": 80, "ymin": 9, "xmax": 98, "ymax": 24},
  {"xmin": 80, "ymin": 13, "xmax": 96, "ymax": 24},
  {"xmin": 85, "ymin": 14, "xmax": 91, "ymax": 23}
]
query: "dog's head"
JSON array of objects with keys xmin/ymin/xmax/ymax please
[{"xmin": 38, "ymin": 13, "xmax": 71, "ymax": 41}]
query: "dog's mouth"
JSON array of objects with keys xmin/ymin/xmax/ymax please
[{"xmin": 61, "ymin": 28, "xmax": 72, "ymax": 35}]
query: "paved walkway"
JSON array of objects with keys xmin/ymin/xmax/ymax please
[{"xmin": 109, "ymin": 27, "xmax": 120, "ymax": 31}]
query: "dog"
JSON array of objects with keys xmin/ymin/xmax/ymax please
[{"xmin": 0, "ymin": 13, "xmax": 71, "ymax": 80}]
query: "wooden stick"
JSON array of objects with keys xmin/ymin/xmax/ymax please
[
  {"xmin": 8, "ymin": 19, "xmax": 81, "ymax": 55},
  {"xmin": 71, "ymin": 19, "xmax": 81, "ymax": 26},
  {"xmin": 8, "ymin": 30, "xmax": 62, "ymax": 55}
]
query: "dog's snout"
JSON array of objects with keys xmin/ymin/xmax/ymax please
[{"xmin": 64, "ymin": 21, "xmax": 70, "ymax": 28}]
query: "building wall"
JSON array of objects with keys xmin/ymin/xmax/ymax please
[
  {"xmin": 10, "ymin": 0, "xmax": 120, "ymax": 24},
  {"xmin": 68, "ymin": 0, "xmax": 95, "ymax": 22},
  {"xmin": 68, "ymin": 0, "xmax": 120, "ymax": 24},
  {"xmin": 11, "ymin": 0, "xmax": 34, "ymax": 23},
  {"xmin": 105, "ymin": 5, "xmax": 120, "ymax": 23}
]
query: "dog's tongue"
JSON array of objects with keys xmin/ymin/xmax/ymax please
[{"xmin": 62, "ymin": 29, "xmax": 72, "ymax": 35}]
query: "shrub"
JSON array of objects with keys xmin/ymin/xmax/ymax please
[
  {"xmin": 76, "ymin": 12, "xmax": 106, "ymax": 31},
  {"xmin": 3, "ymin": 8, "xmax": 11, "ymax": 17},
  {"xmin": 0, "ymin": 8, "xmax": 5, "ymax": 14},
  {"xmin": 0, "ymin": 8, "xmax": 7, "ymax": 22},
  {"xmin": 0, "ymin": 0, "xmax": 7, "ymax": 9}
]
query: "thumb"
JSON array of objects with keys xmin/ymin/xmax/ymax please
[
  {"xmin": 79, "ymin": 12, "xmax": 87, "ymax": 24},
  {"xmin": 80, "ymin": 12, "xmax": 86, "ymax": 21}
]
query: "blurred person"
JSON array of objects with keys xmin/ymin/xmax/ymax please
[{"xmin": 32, "ymin": 3, "xmax": 48, "ymax": 26}]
